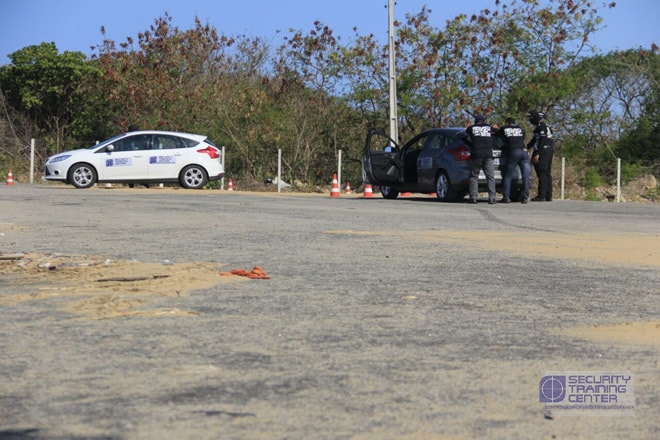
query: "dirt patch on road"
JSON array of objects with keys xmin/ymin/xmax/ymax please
[
  {"xmin": 0, "ymin": 253, "xmax": 245, "ymax": 319},
  {"xmin": 330, "ymin": 230, "xmax": 660, "ymax": 267},
  {"xmin": 448, "ymin": 230, "xmax": 659, "ymax": 267},
  {"xmin": 561, "ymin": 321, "xmax": 660, "ymax": 346},
  {"xmin": 330, "ymin": 229, "xmax": 660, "ymax": 348}
]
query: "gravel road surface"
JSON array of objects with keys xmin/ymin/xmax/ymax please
[{"xmin": 1, "ymin": 184, "xmax": 658, "ymax": 439}]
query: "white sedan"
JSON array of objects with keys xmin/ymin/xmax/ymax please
[{"xmin": 44, "ymin": 130, "xmax": 225, "ymax": 189}]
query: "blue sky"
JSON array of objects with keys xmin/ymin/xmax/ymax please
[{"xmin": 1, "ymin": 0, "xmax": 658, "ymax": 66}]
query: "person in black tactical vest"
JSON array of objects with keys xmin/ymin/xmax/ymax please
[
  {"xmin": 527, "ymin": 111, "xmax": 555, "ymax": 201},
  {"xmin": 465, "ymin": 114, "xmax": 497, "ymax": 204},
  {"xmin": 498, "ymin": 117, "xmax": 531, "ymax": 204}
]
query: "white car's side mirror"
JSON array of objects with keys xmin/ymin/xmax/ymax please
[{"xmin": 106, "ymin": 144, "xmax": 115, "ymax": 152}]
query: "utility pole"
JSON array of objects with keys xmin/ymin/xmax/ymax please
[{"xmin": 388, "ymin": 0, "xmax": 398, "ymax": 143}]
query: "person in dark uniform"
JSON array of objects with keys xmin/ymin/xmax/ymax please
[
  {"xmin": 498, "ymin": 117, "xmax": 530, "ymax": 204},
  {"xmin": 527, "ymin": 111, "xmax": 555, "ymax": 201},
  {"xmin": 465, "ymin": 114, "xmax": 497, "ymax": 204}
]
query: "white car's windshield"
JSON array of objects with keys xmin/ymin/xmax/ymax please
[{"xmin": 87, "ymin": 133, "xmax": 128, "ymax": 149}]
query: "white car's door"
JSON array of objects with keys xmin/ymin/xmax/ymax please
[
  {"xmin": 96, "ymin": 134, "xmax": 151, "ymax": 180},
  {"xmin": 147, "ymin": 134, "xmax": 188, "ymax": 179}
]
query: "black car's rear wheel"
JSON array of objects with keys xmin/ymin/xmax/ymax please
[
  {"xmin": 435, "ymin": 171, "xmax": 459, "ymax": 202},
  {"xmin": 381, "ymin": 186, "xmax": 399, "ymax": 199}
]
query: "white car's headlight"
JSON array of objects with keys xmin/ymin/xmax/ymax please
[{"xmin": 48, "ymin": 154, "xmax": 72, "ymax": 163}]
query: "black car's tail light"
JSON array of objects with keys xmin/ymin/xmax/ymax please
[{"xmin": 448, "ymin": 145, "xmax": 470, "ymax": 161}]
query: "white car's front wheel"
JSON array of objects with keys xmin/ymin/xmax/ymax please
[
  {"xmin": 180, "ymin": 165, "xmax": 208, "ymax": 189},
  {"xmin": 68, "ymin": 163, "xmax": 97, "ymax": 189}
]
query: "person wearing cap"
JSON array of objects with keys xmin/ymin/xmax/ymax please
[
  {"xmin": 497, "ymin": 117, "xmax": 530, "ymax": 203},
  {"xmin": 465, "ymin": 114, "xmax": 497, "ymax": 204},
  {"xmin": 527, "ymin": 111, "xmax": 555, "ymax": 201}
]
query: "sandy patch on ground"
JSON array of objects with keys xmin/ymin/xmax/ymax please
[
  {"xmin": 329, "ymin": 229, "xmax": 660, "ymax": 346},
  {"xmin": 0, "ymin": 253, "xmax": 245, "ymax": 319},
  {"xmin": 0, "ymin": 223, "xmax": 29, "ymax": 232},
  {"xmin": 329, "ymin": 230, "xmax": 660, "ymax": 267},
  {"xmin": 561, "ymin": 321, "xmax": 660, "ymax": 346},
  {"xmin": 351, "ymin": 432, "xmax": 465, "ymax": 440}
]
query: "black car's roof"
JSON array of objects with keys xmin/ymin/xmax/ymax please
[
  {"xmin": 427, "ymin": 127, "xmax": 465, "ymax": 133},
  {"xmin": 418, "ymin": 127, "xmax": 466, "ymax": 137}
]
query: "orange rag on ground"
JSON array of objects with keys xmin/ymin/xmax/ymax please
[{"xmin": 219, "ymin": 266, "xmax": 270, "ymax": 279}]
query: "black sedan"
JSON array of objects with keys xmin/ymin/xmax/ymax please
[{"xmin": 362, "ymin": 128, "xmax": 522, "ymax": 202}]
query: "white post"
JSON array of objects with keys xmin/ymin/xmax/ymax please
[
  {"xmin": 561, "ymin": 156, "xmax": 565, "ymax": 200},
  {"xmin": 221, "ymin": 146, "xmax": 226, "ymax": 190},
  {"xmin": 30, "ymin": 138, "xmax": 35, "ymax": 184},
  {"xmin": 388, "ymin": 0, "xmax": 398, "ymax": 143},
  {"xmin": 616, "ymin": 158, "xmax": 621, "ymax": 203},
  {"xmin": 337, "ymin": 149, "xmax": 342, "ymax": 193},
  {"xmin": 277, "ymin": 148, "xmax": 282, "ymax": 193}
]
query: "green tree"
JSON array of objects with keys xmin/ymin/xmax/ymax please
[
  {"xmin": 614, "ymin": 49, "xmax": 660, "ymax": 165},
  {"xmin": 92, "ymin": 14, "xmax": 233, "ymax": 132},
  {"xmin": 458, "ymin": 0, "xmax": 617, "ymax": 122},
  {"xmin": 0, "ymin": 42, "xmax": 99, "ymax": 152},
  {"xmin": 274, "ymin": 21, "xmax": 367, "ymax": 183},
  {"xmin": 342, "ymin": 0, "xmax": 617, "ymax": 134}
]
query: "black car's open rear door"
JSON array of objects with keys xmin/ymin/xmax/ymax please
[{"xmin": 362, "ymin": 130, "xmax": 401, "ymax": 185}]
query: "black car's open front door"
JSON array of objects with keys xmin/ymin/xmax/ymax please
[{"xmin": 362, "ymin": 130, "xmax": 401, "ymax": 185}]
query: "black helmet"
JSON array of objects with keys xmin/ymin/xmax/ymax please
[{"xmin": 527, "ymin": 111, "xmax": 545, "ymax": 125}]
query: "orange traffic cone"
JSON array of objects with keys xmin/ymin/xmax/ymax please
[
  {"xmin": 330, "ymin": 173, "xmax": 340, "ymax": 197},
  {"xmin": 345, "ymin": 182, "xmax": 352, "ymax": 194},
  {"xmin": 6, "ymin": 168, "xmax": 14, "ymax": 186},
  {"xmin": 227, "ymin": 178, "xmax": 233, "ymax": 191},
  {"xmin": 363, "ymin": 183, "xmax": 373, "ymax": 198}
]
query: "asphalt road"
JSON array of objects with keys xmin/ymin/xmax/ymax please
[{"xmin": 1, "ymin": 184, "xmax": 658, "ymax": 440}]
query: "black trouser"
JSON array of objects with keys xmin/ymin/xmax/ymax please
[{"xmin": 534, "ymin": 147, "xmax": 554, "ymax": 200}]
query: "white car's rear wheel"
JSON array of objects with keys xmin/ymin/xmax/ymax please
[{"xmin": 180, "ymin": 165, "xmax": 208, "ymax": 189}]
